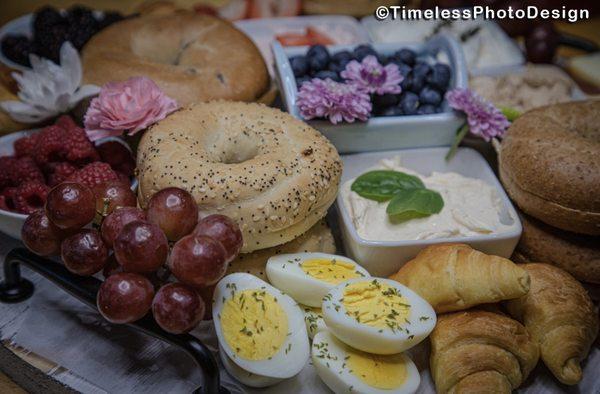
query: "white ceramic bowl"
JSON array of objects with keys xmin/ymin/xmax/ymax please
[
  {"xmin": 0, "ymin": 129, "xmax": 137, "ymax": 240},
  {"xmin": 336, "ymin": 147, "xmax": 522, "ymax": 277},
  {"xmin": 272, "ymin": 35, "xmax": 468, "ymax": 153}
]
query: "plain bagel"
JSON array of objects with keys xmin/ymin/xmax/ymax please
[
  {"xmin": 137, "ymin": 101, "xmax": 342, "ymax": 253},
  {"xmin": 81, "ymin": 10, "xmax": 270, "ymax": 106},
  {"xmin": 499, "ymin": 100, "xmax": 600, "ymax": 235}
]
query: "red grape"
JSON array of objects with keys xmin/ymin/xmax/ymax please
[
  {"xmin": 21, "ymin": 210, "xmax": 64, "ymax": 256},
  {"xmin": 152, "ymin": 283, "xmax": 205, "ymax": 334},
  {"xmin": 193, "ymin": 214, "xmax": 242, "ymax": 262},
  {"xmin": 93, "ymin": 180, "xmax": 137, "ymax": 217},
  {"xmin": 45, "ymin": 182, "xmax": 95, "ymax": 230},
  {"xmin": 97, "ymin": 272, "xmax": 154, "ymax": 324},
  {"xmin": 146, "ymin": 187, "xmax": 198, "ymax": 241},
  {"xmin": 61, "ymin": 229, "xmax": 108, "ymax": 276},
  {"xmin": 100, "ymin": 207, "xmax": 146, "ymax": 248},
  {"xmin": 113, "ymin": 220, "xmax": 168, "ymax": 273},
  {"xmin": 525, "ymin": 23, "xmax": 559, "ymax": 64},
  {"xmin": 169, "ymin": 234, "xmax": 228, "ymax": 287}
]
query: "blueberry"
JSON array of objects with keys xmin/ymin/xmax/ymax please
[
  {"xmin": 377, "ymin": 53, "xmax": 388, "ymax": 65},
  {"xmin": 404, "ymin": 73, "xmax": 425, "ymax": 93},
  {"xmin": 419, "ymin": 87, "xmax": 442, "ymax": 105},
  {"xmin": 412, "ymin": 62, "xmax": 431, "ymax": 79},
  {"xmin": 307, "ymin": 45, "xmax": 330, "ymax": 72},
  {"xmin": 328, "ymin": 61, "xmax": 345, "ymax": 74},
  {"xmin": 417, "ymin": 104, "xmax": 437, "ymax": 115},
  {"xmin": 394, "ymin": 49, "xmax": 416, "ymax": 66},
  {"xmin": 399, "ymin": 92, "xmax": 419, "ymax": 115},
  {"xmin": 377, "ymin": 106, "xmax": 403, "ymax": 117},
  {"xmin": 314, "ymin": 70, "xmax": 340, "ymax": 81},
  {"xmin": 332, "ymin": 50, "xmax": 352, "ymax": 65},
  {"xmin": 289, "ymin": 56, "xmax": 308, "ymax": 77},
  {"xmin": 396, "ymin": 63, "xmax": 412, "ymax": 78},
  {"xmin": 296, "ymin": 77, "xmax": 311, "ymax": 88},
  {"xmin": 353, "ymin": 44, "xmax": 377, "ymax": 61},
  {"xmin": 373, "ymin": 93, "xmax": 399, "ymax": 108},
  {"xmin": 427, "ymin": 63, "xmax": 451, "ymax": 90}
]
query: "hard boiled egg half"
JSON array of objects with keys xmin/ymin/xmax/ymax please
[
  {"xmin": 312, "ymin": 331, "xmax": 420, "ymax": 394},
  {"xmin": 212, "ymin": 273, "xmax": 309, "ymax": 385},
  {"xmin": 266, "ymin": 253, "xmax": 370, "ymax": 307},
  {"xmin": 301, "ymin": 305, "xmax": 327, "ymax": 339},
  {"xmin": 322, "ymin": 278, "xmax": 436, "ymax": 355}
]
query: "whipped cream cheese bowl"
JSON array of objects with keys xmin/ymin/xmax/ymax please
[{"xmin": 336, "ymin": 147, "xmax": 521, "ymax": 277}]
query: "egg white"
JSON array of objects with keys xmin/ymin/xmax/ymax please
[
  {"xmin": 219, "ymin": 345, "xmax": 283, "ymax": 388},
  {"xmin": 266, "ymin": 253, "xmax": 370, "ymax": 307},
  {"xmin": 322, "ymin": 278, "xmax": 436, "ymax": 355},
  {"xmin": 311, "ymin": 331, "xmax": 421, "ymax": 394},
  {"xmin": 301, "ymin": 305, "xmax": 328, "ymax": 340},
  {"xmin": 212, "ymin": 273, "xmax": 310, "ymax": 379}
]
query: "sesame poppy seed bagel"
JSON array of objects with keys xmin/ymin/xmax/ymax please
[
  {"xmin": 499, "ymin": 100, "xmax": 600, "ymax": 235},
  {"xmin": 136, "ymin": 101, "xmax": 342, "ymax": 253},
  {"xmin": 81, "ymin": 10, "xmax": 269, "ymax": 106}
]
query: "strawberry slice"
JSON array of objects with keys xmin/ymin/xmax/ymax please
[
  {"xmin": 306, "ymin": 26, "xmax": 334, "ymax": 45},
  {"xmin": 276, "ymin": 33, "xmax": 314, "ymax": 46}
]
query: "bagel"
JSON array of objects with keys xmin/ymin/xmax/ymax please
[
  {"xmin": 137, "ymin": 101, "xmax": 342, "ymax": 253},
  {"xmin": 81, "ymin": 10, "xmax": 270, "ymax": 106},
  {"xmin": 226, "ymin": 220, "xmax": 336, "ymax": 281},
  {"xmin": 513, "ymin": 214, "xmax": 600, "ymax": 284},
  {"xmin": 499, "ymin": 100, "xmax": 600, "ymax": 235}
]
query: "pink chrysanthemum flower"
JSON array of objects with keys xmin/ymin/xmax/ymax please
[
  {"xmin": 296, "ymin": 78, "xmax": 371, "ymax": 124},
  {"xmin": 446, "ymin": 88, "xmax": 510, "ymax": 142},
  {"xmin": 341, "ymin": 55, "xmax": 403, "ymax": 95}
]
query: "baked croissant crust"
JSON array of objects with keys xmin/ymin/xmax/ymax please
[
  {"xmin": 430, "ymin": 310, "xmax": 539, "ymax": 394},
  {"xmin": 505, "ymin": 263, "xmax": 599, "ymax": 385},
  {"xmin": 389, "ymin": 244, "xmax": 530, "ymax": 313}
]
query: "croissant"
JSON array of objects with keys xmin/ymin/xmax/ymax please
[
  {"xmin": 390, "ymin": 244, "xmax": 530, "ymax": 313},
  {"xmin": 430, "ymin": 309, "xmax": 539, "ymax": 394},
  {"xmin": 505, "ymin": 263, "xmax": 599, "ymax": 385}
]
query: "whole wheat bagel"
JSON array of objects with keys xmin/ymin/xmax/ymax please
[
  {"xmin": 137, "ymin": 101, "xmax": 342, "ymax": 253},
  {"xmin": 81, "ymin": 10, "xmax": 269, "ymax": 106},
  {"xmin": 499, "ymin": 100, "xmax": 600, "ymax": 235},
  {"xmin": 513, "ymin": 214, "xmax": 600, "ymax": 284}
]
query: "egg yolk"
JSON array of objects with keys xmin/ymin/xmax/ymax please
[
  {"xmin": 301, "ymin": 258, "xmax": 363, "ymax": 284},
  {"xmin": 220, "ymin": 289, "xmax": 288, "ymax": 360},
  {"xmin": 347, "ymin": 347, "xmax": 408, "ymax": 389},
  {"xmin": 342, "ymin": 280, "xmax": 411, "ymax": 331}
]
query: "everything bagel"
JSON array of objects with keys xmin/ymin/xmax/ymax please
[
  {"xmin": 136, "ymin": 101, "xmax": 342, "ymax": 253},
  {"xmin": 81, "ymin": 10, "xmax": 270, "ymax": 106}
]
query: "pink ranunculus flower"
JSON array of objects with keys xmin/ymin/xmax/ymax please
[{"xmin": 84, "ymin": 77, "xmax": 178, "ymax": 141}]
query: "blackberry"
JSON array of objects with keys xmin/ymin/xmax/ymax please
[
  {"xmin": 98, "ymin": 12, "xmax": 124, "ymax": 30},
  {"xmin": 33, "ymin": 6, "xmax": 64, "ymax": 33},
  {"xmin": 33, "ymin": 23, "xmax": 69, "ymax": 63},
  {"xmin": 1, "ymin": 35, "xmax": 32, "ymax": 66}
]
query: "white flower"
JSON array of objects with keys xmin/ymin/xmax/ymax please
[{"xmin": 0, "ymin": 42, "xmax": 100, "ymax": 123}]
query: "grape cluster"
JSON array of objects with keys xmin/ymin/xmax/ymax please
[
  {"xmin": 21, "ymin": 181, "xmax": 242, "ymax": 334},
  {"xmin": 1, "ymin": 5, "xmax": 123, "ymax": 67}
]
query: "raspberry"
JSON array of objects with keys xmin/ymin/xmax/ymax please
[
  {"xmin": 0, "ymin": 187, "xmax": 17, "ymax": 211},
  {"xmin": 64, "ymin": 125, "xmax": 100, "ymax": 164},
  {"xmin": 68, "ymin": 162, "xmax": 119, "ymax": 188},
  {"xmin": 14, "ymin": 133, "xmax": 41, "ymax": 157},
  {"xmin": 46, "ymin": 162, "xmax": 78, "ymax": 186},
  {"xmin": 13, "ymin": 156, "xmax": 44, "ymax": 184},
  {"xmin": 0, "ymin": 156, "xmax": 17, "ymax": 189},
  {"xmin": 35, "ymin": 125, "xmax": 68, "ymax": 164},
  {"xmin": 55, "ymin": 115, "xmax": 78, "ymax": 131},
  {"xmin": 13, "ymin": 181, "xmax": 49, "ymax": 214},
  {"xmin": 96, "ymin": 140, "xmax": 135, "ymax": 176}
]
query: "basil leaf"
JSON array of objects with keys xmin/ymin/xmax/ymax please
[
  {"xmin": 351, "ymin": 170, "xmax": 425, "ymax": 202},
  {"xmin": 386, "ymin": 188, "xmax": 444, "ymax": 222}
]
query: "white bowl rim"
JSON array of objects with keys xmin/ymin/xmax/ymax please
[{"xmin": 335, "ymin": 146, "xmax": 522, "ymax": 247}]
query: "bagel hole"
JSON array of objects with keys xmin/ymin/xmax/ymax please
[{"xmin": 221, "ymin": 143, "xmax": 259, "ymax": 164}]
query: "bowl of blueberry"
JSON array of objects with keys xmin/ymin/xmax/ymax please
[
  {"xmin": 272, "ymin": 35, "xmax": 468, "ymax": 153},
  {"xmin": 0, "ymin": 5, "xmax": 124, "ymax": 70}
]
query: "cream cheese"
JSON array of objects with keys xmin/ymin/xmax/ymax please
[{"xmin": 342, "ymin": 157, "xmax": 512, "ymax": 241}]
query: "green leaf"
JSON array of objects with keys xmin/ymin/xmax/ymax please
[
  {"xmin": 386, "ymin": 188, "xmax": 444, "ymax": 222},
  {"xmin": 501, "ymin": 107, "xmax": 521, "ymax": 122},
  {"xmin": 351, "ymin": 170, "xmax": 425, "ymax": 202}
]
